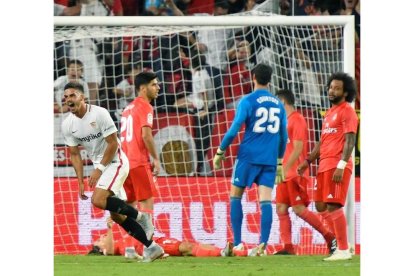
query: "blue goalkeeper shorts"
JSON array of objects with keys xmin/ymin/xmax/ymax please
[{"xmin": 231, "ymin": 159, "xmax": 276, "ymax": 189}]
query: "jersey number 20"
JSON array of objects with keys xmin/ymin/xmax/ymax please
[
  {"xmin": 253, "ymin": 107, "xmax": 280, "ymax": 133},
  {"xmin": 120, "ymin": 115, "xmax": 133, "ymax": 142}
]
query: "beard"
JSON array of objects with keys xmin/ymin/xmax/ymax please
[{"xmin": 329, "ymin": 95, "xmax": 343, "ymax": 105}]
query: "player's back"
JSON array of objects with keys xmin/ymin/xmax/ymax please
[
  {"xmin": 120, "ymin": 97, "xmax": 153, "ymax": 168},
  {"xmin": 237, "ymin": 89, "xmax": 287, "ymax": 166}
]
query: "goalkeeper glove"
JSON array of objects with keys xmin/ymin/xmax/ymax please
[
  {"xmin": 213, "ymin": 148, "xmax": 226, "ymax": 170},
  {"xmin": 275, "ymin": 158, "xmax": 285, "ymax": 184}
]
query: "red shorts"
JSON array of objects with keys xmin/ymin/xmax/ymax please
[
  {"xmin": 275, "ymin": 176, "xmax": 310, "ymax": 207},
  {"xmin": 123, "ymin": 164, "xmax": 158, "ymax": 202},
  {"xmin": 314, "ymin": 168, "xmax": 352, "ymax": 206},
  {"xmin": 154, "ymin": 237, "xmax": 182, "ymax": 256}
]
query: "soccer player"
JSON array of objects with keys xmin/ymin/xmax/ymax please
[
  {"xmin": 213, "ymin": 63, "xmax": 288, "ymax": 256},
  {"xmin": 61, "ymin": 82, "xmax": 164, "ymax": 262},
  {"xmin": 274, "ymin": 89, "xmax": 336, "ymax": 255},
  {"xmin": 297, "ymin": 72, "xmax": 358, "ymax": 261},
  {"xmin": 120, "ymin": 71, "xmax": 161, "ymax": 240},
  {"xmin": 90, "ymin": 218, "xmax": 234, "ymax": 258}
]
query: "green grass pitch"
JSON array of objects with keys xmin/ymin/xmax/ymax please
[{"xmin": 55, "ymin": 254, "xmax": 360, "ymax": 276}]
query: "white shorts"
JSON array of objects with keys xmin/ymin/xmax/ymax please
[{"xmin": 95, "ymin": 152, "xmax": 129, "ymax": 200}]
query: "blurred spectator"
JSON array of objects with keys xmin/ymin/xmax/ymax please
[
  {"xmin": 175, "ymin": 50, "xmax": 216, "ymax": 174},
  {"xmin": 224, "ymin": 40, "xmax": 253, "ymax": 109},
  {"xmin": 175, "ymin": 50, "xmax": 214, "ymax": 115},
  {"xmin": 295, "ymin": 40, "xmax": 322, "ymax": 107},
  {"xmin": 120, "ymin": 0, "xmax": 140, "ymax": 15},
  {"xmin": 187, "ymin": 0, "xmax": 215, "ymax": 15},
  {"xmin": 174, "ymin": 0, "xmax": 192, "ymax": 14},
  {"xmin": 54, "ymin": 59, "xmax": 90, "ymax": 114},
  {"xmin": 242, "ymin": 0, "xmax": 258, "ymax": 12},
  {"xmin": 144, "ymin": 0, "xmax": 174, "ymax": 15},
  {"xmin": 79, "ymin": 0, "xmax": 123, "ymax": 16},
  {"xmin": 162, "ymin": 46, "xmax": 192, "ymax": 108},
  {"xmin": 68, "ymin": 37, "xmax": 103, "ymax": 105},
  {"xmin": 56, "ymin": 0, "xmax": 123, "ymax": 16},
  {"xmin": 339, "ymin": 0, "xmax": 360, "ymax": 44},
  {"xmin": 227, "ymin": 0, "xmax": 246, "ymax": 14},
  {"xmin": 193, "ymin": 1, "xmax": 233, "ymax": 71},
  {"xmin": 113, "ymin": 63, "xmax": 143, "ymax": 121},
  {"xmin": 165, "ymin": 0, "xmax": 187, "ymax": 16},
  {"xmin": 340, "ymin": 0, "xmax": 360, "ymax": 109},
  {"xmin": 65, "ymin": 0, "xmax": 124, "ymax": 106}
]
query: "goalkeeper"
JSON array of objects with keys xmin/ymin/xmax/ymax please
[
  {"xmin": 213, "ymin": 63, "xmax": 288, "ymax": 256},
  {"xmin": 273, "ymin": 89, "xmax": 336, "ymax": 256}
]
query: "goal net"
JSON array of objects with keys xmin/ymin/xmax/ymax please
[{"xmin": 54, "ymin": 14, "xmax": 358, "ymax": 255}]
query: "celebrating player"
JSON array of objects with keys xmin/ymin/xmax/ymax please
[
  {"xmin": 297, "ymin": 72, "xmax": 358, "ymax": 261},
  {"xmin": 120, "ymin": 71, "xmax": 161, "ymax": 240},
  {"xmin": 61, "ymin": 82, "xmax": 164, "ymax": 262},
  {"xmin": 213, "ymin": 63, "xmax": 288, "ymax": 256},
  {"xmin": 274, "ymin": 89, "xmax": 336, "ymax": 255}
]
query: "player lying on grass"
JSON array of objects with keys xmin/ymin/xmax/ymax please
[{"xmin": 88, "ymin": 218, "xmax": 234, "ymax": 258}]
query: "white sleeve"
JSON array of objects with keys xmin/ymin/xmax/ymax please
[{"xmin": 97, "ymin": 107, "xmax": 117, "ymax": 138}]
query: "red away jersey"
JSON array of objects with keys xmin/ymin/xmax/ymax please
[
  {"xmin": 120, "ymin": 97, "xmax": 153, "ymax": 169},
  {"xmin": 319, "ymin": 102, "xmax": 358, "ymax": 172},
  {"xmin": 283, "ymin": 111, "xmax": 309, "ymax": 180}
]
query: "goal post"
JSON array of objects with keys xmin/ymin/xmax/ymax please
[{"xmin": 54, "ymin": 14, "xmax": 357, "ymax": 254}]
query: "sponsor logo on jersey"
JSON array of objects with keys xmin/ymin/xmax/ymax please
[
  {"xmin": 322, "ymin": 127, "xmax": 338, "ymax": 134},
  {"xmin": 77, "ymin": 132, "xmax": 102, "ymax": 142}
]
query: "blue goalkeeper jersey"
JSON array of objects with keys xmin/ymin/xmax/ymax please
[{"xmin": 219, "ymin": 89, "xmax": 288, "ymax": 166}]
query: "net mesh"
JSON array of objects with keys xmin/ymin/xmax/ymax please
[{"xmin": 54, "ymin": 14, "xmax": 348, "ymax": 255}]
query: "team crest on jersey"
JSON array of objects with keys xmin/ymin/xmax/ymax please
[
  {"xmin": 90, "ymin": 122, "xmax": 97, "ymax": 128},
  {"xmin": 147, "ymin": 113, "xmax": 153, "ymax": 125}
]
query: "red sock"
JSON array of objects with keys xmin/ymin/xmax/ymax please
[
  {"xmin": 329, "ymin": 208, "xmax": 349, "ymax": 250},
  {"xmin": 320, "ymin": 210, "xmax": 335, "ymax": 234},
  {"xmin": 277, "ymin": 212, "xmax": 292, "ymax": 246},
  {"xmin": 297, "ymin": 208, "xmax": 334, "ymax": 242},
  {"xmin": 192, "ymin": 245, "xmax": 222, "ymax": 257}
]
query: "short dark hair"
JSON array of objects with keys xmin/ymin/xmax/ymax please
[
  {"xmin": 327, "ymin": 72, "xmax": 357, "ymax": 103},
  {"xmin": 276, "ymin": 89, "xmax": 295, "ymax": 106},
  {"xmin": 63, "ymin": 82, "xmax": 84, "ymax": 93},
  {"xmin": 215, "ymin": 0, "xmax": 229, "ymax": 10},
  {"xmin": 252, "ymin": 63, "xmax": 273, "ymax": 85},
  {"xmin": 69, "ymin": 59, "xmax": 83, "ymax": 68},
  {"xmin": 134, "ymin": 71, "xmax": 158, "ymax": 89}
]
